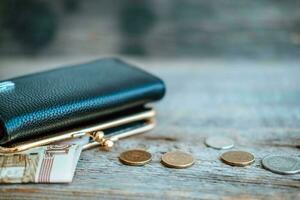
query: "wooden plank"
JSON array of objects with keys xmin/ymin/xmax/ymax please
[
  {"xmin": 0, "ymin": 58, "xmax": 299, "ymax": 199},
  {"xmin": 1, "ymin": 0, "xmax": 300, "ymax": 58}
]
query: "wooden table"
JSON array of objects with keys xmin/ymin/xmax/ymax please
[{"xmin": 0, "ymin": 58, "xmax": 300, "ymax": 199}]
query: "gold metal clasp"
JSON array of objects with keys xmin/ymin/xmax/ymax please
[
  {"xmin": 0, "ymin": 107, "xmax": 156, "ymax": 154},
  {"xmin": 88, "ymin": 131, "xmax": 114, "ymax": 151}
]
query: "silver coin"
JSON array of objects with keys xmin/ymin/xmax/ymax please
[
  {"xmin": 205, "ymin": 136, "xmax": 234, "ymax": 150},
  {"xmin": 262, "ymin": 155, "xmax": 300, "ymax": 175}
]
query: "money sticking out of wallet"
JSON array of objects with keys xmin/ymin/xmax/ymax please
[
  {"xmin": 0, "ymin": 58, "xmax": 165, "ymax": 183},
  {"xmin": 0, "ymin": 144, "xmax": 82, "ymax": 183}
]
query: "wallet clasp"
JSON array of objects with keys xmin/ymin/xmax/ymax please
[{"xmin": 0, "ymin": 108, "xmax": 156, "ymax": 154}]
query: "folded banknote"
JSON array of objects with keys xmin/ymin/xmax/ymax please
[{"xmin": 0, "ymin": 144, "xmax": 82, "ymax": 183}]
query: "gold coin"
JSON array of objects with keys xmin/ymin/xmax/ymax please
[
  {"xmin": 161, "ymin": 151, "xmax": 194, "ymax": 169},
  {"xmin": 220, "ymin": 151, "xmax": 255, "ymax": 167},
  {"xmin": 119, "ymin": 149, "xmax": 152, "ymax": 166}
]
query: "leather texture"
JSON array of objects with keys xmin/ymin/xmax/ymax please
[{"xmin": 0, "ymin": 58, "xmax": 165, "ymax": 145}]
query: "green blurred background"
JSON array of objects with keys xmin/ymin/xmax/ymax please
[{"xmin": 0, "ymin": 0, "xmax": 300, "ymax": 58}]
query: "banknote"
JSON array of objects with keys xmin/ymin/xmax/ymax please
[{"xmin": 0, "ymin": 144, "xmax": 82, "ymax": 183}]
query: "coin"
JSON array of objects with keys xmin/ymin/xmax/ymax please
[
  {"xmin": 161, "ymin": 151, "xmax": 194, "ymax": 169},
  {"xmin": 262, "ymin": 155, "xmax": 300, "ymax": 175},
  {"xmin": 220, "ymin": 151, "xmax": 255, "ymax": 167},
  {"xmin": 205, "ymin": 136, "xmax": 234, "ymax": 150},
  {"xmin": 119, "ymin": 149, "xmax": 152, "ymax": 166}
]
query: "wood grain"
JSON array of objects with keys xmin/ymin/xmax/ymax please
[
  {"xmin": 1, "ymin": 0, "xmax": 300, "ymax": 58},
  {"xmin": 0, "ymin": 58, "xmax": 299, "ymax": 200}
]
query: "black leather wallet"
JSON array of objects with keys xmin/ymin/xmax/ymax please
[{"xmin": 0, "ymin": 58, "xmax": 165, "ymax": 153}]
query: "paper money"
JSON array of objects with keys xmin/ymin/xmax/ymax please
[{"xmin": 0, "ymin": 144, "xmax": 82, "ymax": 183}]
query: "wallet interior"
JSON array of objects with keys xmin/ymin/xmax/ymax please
[{"xmin": 0, "ymin": 106, "xmax": 155, "ymax": 153}]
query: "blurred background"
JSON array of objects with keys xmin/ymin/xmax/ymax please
[
  {"xmin": 0, "ymin": 0, "xmax": 300, "ymax": 79},
  {"xmin": 0, "ymin": 0, "xmax": 300, "ymax": 58},
  {"xmin": 0, "ymin": 0, "xmax": 300, "ymax": 145}
]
